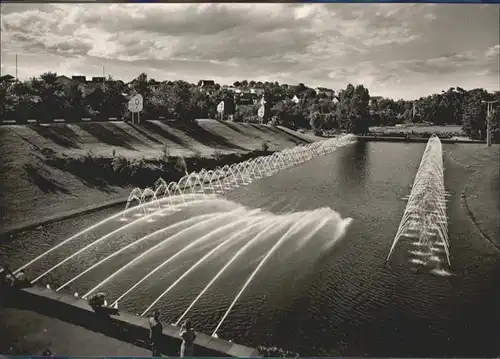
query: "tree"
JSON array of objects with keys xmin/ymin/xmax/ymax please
[
  {"xmin": 31, "ymin": 72, "xmax": 67, "ymax": 121},
  {"xmin": 309, "ymin": 111, "xmax": 324, "ymax": 132},
  {"xmin": 165, "ymin": 80, "xmax": 197, "ymax": 122},
  {"xmin": 335, "ymin": 84, "xmax": 370, "ymax": 134},
  {"xmin": 323, "ymin": 112, "xmax": 339, "ymax": 130},
  {"xmin": 63, "ymin": 83, "xmax": 87, "ymax": 121},
  {"xmin": 461, "ymin": 89, "xmax": 488, "ymax": 139}
]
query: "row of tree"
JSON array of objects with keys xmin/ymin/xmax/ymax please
[{"xmin": 1, "ymin": 72, "xmax": 499, "ymax": 140}]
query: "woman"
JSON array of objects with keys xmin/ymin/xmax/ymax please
[{"xmin": 179, "ymin": 319, "xmax": 196, "ymax": 357}]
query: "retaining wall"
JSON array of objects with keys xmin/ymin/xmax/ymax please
[{"xmin": 8, "ymin": 286, "xmax": 259, "ymax": 357}]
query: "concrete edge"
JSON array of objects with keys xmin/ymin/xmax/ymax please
[
  {"xmin": 356, "ymin": 136, "xmax": 486, "ymax": 144},
  {"xmin": 11, "ymin": 286, "xmax": 259, "ymax": 357}
]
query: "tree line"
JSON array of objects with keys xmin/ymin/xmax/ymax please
[{"xmin": 1, "ymin": 72, "xmax": 499, "ymax": 141}]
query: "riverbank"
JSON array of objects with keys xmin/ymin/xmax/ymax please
[
  {"xmin": 0, "ymin": 120, "xmax": 313, "ymax": 236},
  {"xmin": 357, "ymin": 135, "xmax": 483, "ymax": 144},
  {"xmin": 447, "ymin": 144, "xmax": 500, "ymax": 250}
]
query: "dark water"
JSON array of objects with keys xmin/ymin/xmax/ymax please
[{"xmin": 1, "ymin": 141, "xmax": 499, "ymax": 357}]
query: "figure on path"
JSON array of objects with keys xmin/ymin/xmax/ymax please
[
  {"xmin": 179, "ymin": 319, "xmax": 196, "ymax": 357},
  {"xmin": 149, "ymin": 309, "xmax": 163, "ymax": 357}
]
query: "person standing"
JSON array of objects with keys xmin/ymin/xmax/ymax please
[
  {"xmin": 179, "ymin": 319, "xmax": 196, "ymax": 357},
  {"xmin": 149, "ymin": 309, "xmax": 163, "ymax": 357}
]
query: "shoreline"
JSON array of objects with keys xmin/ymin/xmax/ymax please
[{"xmin": 356, "ymin": 135, "xmax": 484, "ymax": 144}]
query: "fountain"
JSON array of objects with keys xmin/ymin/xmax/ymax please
[
  {"xmin": 119, "ymin": 134, "xmax": 357, "ymax": 210},
  {"xmin": 13, "ymin": 134, "xmax": 356, "ymax": 343},
  {"xmin": 386, "ymin": 135, "xmax": 451, "ymax": 275}
]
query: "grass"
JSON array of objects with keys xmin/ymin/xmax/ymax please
[
  {"xmin": 448, "ymin": 144, "xmax": 500, "ymax": 248},
  {"xmin": 0, "ymin": 120, "xmax": 314, "ymax": 234},
  {"xmin": 369, "ymin": 125, "xmax": 463, "ymax": 134}
]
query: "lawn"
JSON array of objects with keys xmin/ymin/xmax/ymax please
[
  {"xmin": 369, "ymin": 125, "xmax": 463, "ymax": 134},
  {"xmin": 448, "ymin": 144, "xmax": 500, "ymax": 249},
  {"xmin": 0, "ymin": 120, "xmax": 315, "ymax": 234}
]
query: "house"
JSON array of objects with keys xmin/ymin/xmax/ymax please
[
  {"xmin": 315, "ymin": 87, "xmax": 335, "ymax": 97},
  {"xmin": 250, "ymin": 88, "xmax": 264, "ymax": 96},
  {"xmin": 236, "ymin": 93, "xmax": 257, "ymax": 105},
  {"xmin": 55, "ymin": 75, "xmax": 73, "ymax": 86},
  {"xmin": 198, "ymin": 80, "xmax": 215, "ymax": 88},
  {"xmin": 198, "ymin": 80, "xmax": 216, "ymax": 94},
  {"xmin": 72, "ymin": 75, "xmax": 87, "ymax": 83},
  {"xmin": 0, "ymin": 74, "xmax": 16, "ymax": 83},
  {"xmin": 92, "ymin": 77, "xmax": 105, "ymax": 83}
]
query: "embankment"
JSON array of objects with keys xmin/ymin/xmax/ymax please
[
  {"xmin": 4, "ymin": 286, "xmax": 258, "ymax": 357},
  {"xmin": 0, "ymin": 120, "xmax": 314, "ymax": 235},
  {"xmin": 447, "ymin": 144, "xmax": 500, "ymax": 250}
]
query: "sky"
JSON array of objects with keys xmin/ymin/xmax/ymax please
[{"xmin": 0, "ymin": 3, "xmax": 498, "ymax": 100}]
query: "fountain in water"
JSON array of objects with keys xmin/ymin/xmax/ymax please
[
  {"xmin": 121, "ymin": 134, "xmax": 357, "ymax": 211},
  {"xmin": 386, "ymin": 135, "xmax": 451, "ymax": 275},
  {"xmin": 13, "ymin": 134, "xmax": 357, "ymax": 341}
]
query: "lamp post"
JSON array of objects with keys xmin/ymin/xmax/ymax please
[{"xmin": 482, "ymin": 100, "xmax": 498, "ymax": 147}]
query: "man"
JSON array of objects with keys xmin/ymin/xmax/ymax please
[
  {"xmin": 88, "ymin": 292, "xmax": 106, "ymax": 312},
  {"xmin": 179, "ymin": 319, "xmax": 196, "ymax": 357},
  {"xmin": 149, "ymin": 309, "xmax": 163, "ymax": 357}
]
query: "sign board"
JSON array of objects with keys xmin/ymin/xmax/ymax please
[
  {"xmin": 128, "ymin": 94, "xmax": 143, "ymax": 113},
  {"xmin": 292, "ymin": 95, "xmax": 299, "ymax": 104},
  {"xmin": 217, "ymin": 101, "xmax": 225, "ymax": 113},
  {"xmin": 257, "ymin": 105, "xmax": 265, "ymax": 119}
]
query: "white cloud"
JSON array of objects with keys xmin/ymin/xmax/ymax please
[{"xmin": 0, "ymin": 3, "xmax": 498, "ymax": 99}]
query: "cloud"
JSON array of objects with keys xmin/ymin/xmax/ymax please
[{"xmin": 1, "ymin": 3, "xmax": 498, "ymax": 99}]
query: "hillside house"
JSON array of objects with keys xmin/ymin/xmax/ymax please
[
  {"xmin": 72, "ymin": 75, "xmax": 87, "ymax": 83},
  {"xmin": 198, "ymin": 80, "xmax": 216, "ymax": 94},
  {"xmin": 0, "ymin": 74, "xmax": 16, "ymax": 83},
  {"xmin": 315, "ymin": 87, "xmax": 335, "ymax": 97},
  {"xmin": 250, "ymin": 88, "xmax": 265, "ymax": 96}
]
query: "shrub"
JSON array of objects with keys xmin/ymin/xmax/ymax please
[
  {"xmin": 213, "ymin": 148, "xmax": 222, "ymax": 162},
  {"xmin": 261, "ymin": 141, "xmax": 270, "ymax": 152},
  {"xmin": 161, "ymin": 145, "xmax": 170, "ymax": 162}
]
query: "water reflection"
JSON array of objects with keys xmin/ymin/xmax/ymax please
[{"xmin": 338, "ymin": 140, "xmax": 370, "ymax": 188}]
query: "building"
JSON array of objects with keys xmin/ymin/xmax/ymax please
[
  {"xmin": 0, "ymin": 74, "xmax": 16, "ymax": 83},
  {"xmin": 72, "ymin": 75, "xmax": 87, "ymax": 83},
  {"xmin": 55, "ymin": 75, "xmax": 73, "ymax": 86},
  {"xmin": 250, "ymin": 88, "xmax": 265, "ymax": 96},
  {"xmin": 197, "ymin": 80, "xmax": 216, "ymax": 94},
  {"xmin": 315, "ymin": 87, "xmax": 335, "ymax": 97},
  {"xmin": 236, "ymin": 93, "xmax": 257, "ymax": 105}
]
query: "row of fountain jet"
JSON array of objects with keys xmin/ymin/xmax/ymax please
[
  {"xmin": 386, "ymin": 135, "xmax": 451, "ymax": 274},
  {"xmin": 124, "ymin": 134, "xmax": 357, "ymax": 214}
]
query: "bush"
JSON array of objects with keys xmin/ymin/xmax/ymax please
[
  {"xmin": 213, "ymin": 148, "xmax": 222, "ymax": 162},
  {"xmin": 257, "ymin": 345, "xmax": 299, "ymax": 358},
  {"xmin": 261, "ymin": 141, "xmax": 270, "ymax": 152}
]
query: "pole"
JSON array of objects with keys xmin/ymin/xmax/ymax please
[{"xmin": 482, "ymin": 100, "xmax": 498, "ymax": 148}]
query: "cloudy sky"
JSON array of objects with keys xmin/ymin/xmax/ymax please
[{"xmin": 0, "ymin": 3, "xmax": 498, "ymax": 99}]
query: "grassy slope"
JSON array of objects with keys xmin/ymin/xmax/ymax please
[
  {"xmin": 0, "ymin": 120, "xmax": 313, "ymax": 233},
  {"xmin": 448, "ymin": 145, "xmax": 500, "ymax": 248}
]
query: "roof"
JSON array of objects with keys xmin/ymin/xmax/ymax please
[
  {"xmin": 315, "ymin": 87, "xmax": 333, "ymax": 92},
  {"xmin": 200, "ymin": 80, "xmax": 215, "ymax": 86}
]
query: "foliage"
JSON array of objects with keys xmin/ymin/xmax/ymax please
[{"xmin": 1, "ymin": 72, "xmax": 498, "ymax": 142}]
